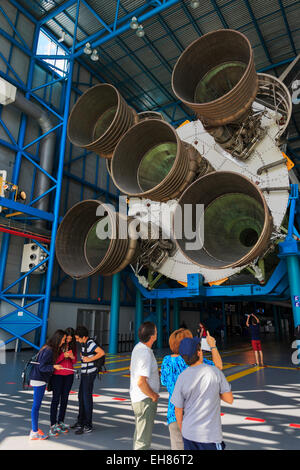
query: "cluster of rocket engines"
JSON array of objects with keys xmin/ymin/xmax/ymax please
[{"xmin": 55, "ymin": 29, "xmax": 293, "ymax": 289}]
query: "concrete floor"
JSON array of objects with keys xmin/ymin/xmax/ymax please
[{"xmin": 0, "ymin": 334, "xmax": 300, "ymax": 450}]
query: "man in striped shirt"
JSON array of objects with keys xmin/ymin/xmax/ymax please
[{"xmin": 71, "ymin": 326, "xmax": 105, "ymax": 434}]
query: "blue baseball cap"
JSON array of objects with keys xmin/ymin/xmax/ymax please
[{"xmin": 179, "ymin": 337, "xmax": 200, "ymax": 359}]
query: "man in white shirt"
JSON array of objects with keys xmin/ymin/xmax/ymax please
[{"xmin": 130, "ymin": 321, "xmax": 160, "ymax": 450}]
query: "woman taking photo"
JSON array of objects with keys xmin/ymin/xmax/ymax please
[
  {"xmin": 49, "ymin": 327, "xmax": 77, "ymax": 436},
  {"xmin": 29, "ymin": 330, "xmax": 65, "ymax": 440}
]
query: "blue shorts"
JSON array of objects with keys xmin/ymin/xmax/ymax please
[{"xmin": 183, "ymin": 437, "xmax": 226, "ymax": 450}]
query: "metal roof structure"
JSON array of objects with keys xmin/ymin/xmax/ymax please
[{"xmin": 15, "ymin": 0, "xmax": 300, "ymax": 149}]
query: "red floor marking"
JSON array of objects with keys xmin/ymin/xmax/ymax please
[
  {"xmin": 6, "ymin": 382, "xmax": 16, "ymax": 384},
  {"xmin": 289, "ymin": 423, "xmax": 300, "ymax": 428},
  {"xmin": 112, "ymin": 397, "xmax": 127, "ymax": 401},
  {"xmin": 70, "ymin": 391, "xmax": 77, "ymax": 394},
  {"xmin": 245, "ymin": 417, "xmax": 266, "ymax": 422},
  {"xmin": 93, "ymin": 394, "xmax": 100, "ymax": 397},
  {"xmin": 220, "ymin": 413, "xmax": 225, "ymax": 416}
]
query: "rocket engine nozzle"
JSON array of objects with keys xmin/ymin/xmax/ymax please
[
  {"xmin": 173, "ymin": 171, "xmax": 273, "ymax": 270},
  {"xmin": 172, "ymin": 29, "xmax": 258, "ymax": 127},
  {"xmin": 111, "ymin": 118, "xmax": 212, "ymax": 202},
  {"xmin": 67, "ymin": 84, "xmax": 137, "ymax": 159}
]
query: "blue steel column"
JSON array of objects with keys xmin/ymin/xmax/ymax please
[
  {"xmin": 286, "ymin": 256, "xmax": 300, "ymax": 329},
  {"xmin": 166, "ymin": 299, "xmax": 170, "ymax": 340},
  {"xmin": 173, "ymin": 299, "xmax": 180, "ymax": 331},
  {"xmin": 222, "ymin": 300, "xmax": 227, "ymax": 345},
  {"xmin": 135, "ymin": 289, "xmax": 143, "ymax": 345},
  {"xmin": 273, "ymin": 305, "xmax": 280, "ymax": 338},
  {"xmin": 278, "ymin": 186, "xmax": 300, "ymax": 356},
  {"xmin": 108, "ymin": 273, "xmax": 121, "ymax": 354},
  {"xmin": 40, "ymin": 0, "xmax": 79, "ymax": 346},
  {"xmin": 156, "ymin": 299, "xmax": 163, "ymax": 349}
]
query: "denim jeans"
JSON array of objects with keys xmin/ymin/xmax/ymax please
[
  {"xmin": 50, "ymin": 374, "xmax": 74, "ymax": 426},
  {"xmin": 31, "ymin": 385, "xmax": 46, "ymax": 432},
  {"xmin": 77, "ymin": 372, "xmax": 97, "ymax": 427}
]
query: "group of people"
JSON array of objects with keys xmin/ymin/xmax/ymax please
[
  {"xmin": 130, "ymin": 322, "xmax": 233, "ymax": 451},
  {"xmin": 29, "ymin": 311, "xmax": 263, "ymax": 449},
  {"xmin": 29, "ymin": 325, "xmax": 105, "ymax": 440},
  {"xmin": 130, "ymin": 312, "xmax": 264, "ymax": 451}
]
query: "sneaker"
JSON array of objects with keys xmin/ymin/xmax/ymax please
[
  {"xmin": 83, "ymin": 425, "xmax": 93, "ymax": 433},
  {"xmin": 70, "ymin": 421, "xmax": 82, "ymax": 430},
  {"xmin": 29, "ymin": 429, "xmax": 48, "ymax": 440},
  {"xmin": 49, "ymin": 424, "xmax": 60, "ymax": 437},
  {"xmin": 58, "ymin": 422, "xmax": 69, "ymax": 433},
  {"xmin": 74, "ymin": 426, "xmax": 84, "ymax": 435},
  {"xmin": 74, "ymin": 425, "xmax": 93, "ymax": 435}
]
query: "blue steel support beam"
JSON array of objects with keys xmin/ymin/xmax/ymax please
[
  {"xmin": 277, "ymin": 0, "xmax": 297, "ymax": 56},
  {"xmin": 278, "ymin": 186, "xmax": 300, "ymax": 356},
  {"xmin": 173, "ymin": 299, "xmax": 180, "ymax": 330},
  {"xmin": 272, "ymin": 305, "xmax": 280, "ymax": 338},
  {"xmin": 73, "ymin": 0, "xmax": 181, "ymax": 59},
  {"xmin": 39, "ymin": 5, "xmax": 77, "ymax": 346},
  {"xmin": 222, "ymin": 300, "xmax": 227, "ymax": 345},
  {"xmin": 0, "ymin": 197, "xmax": 54, "ymax": 222},
  {"xmin": 38, "ymin": 0, "xmax": 77, "ymax": 26},
  {"xmin": 166, "ymin": 299, "xmax": 170, "ymax": 339},
  {"xmin": 109, "ymin": 273, "xmax": 121, "ymax": 354},
  {"xmin": 244, "ymin": 0, "xmax": 273, "ymax": 67},
  {"xmin": 130, "ymin": 273, "xmax": 204, "ymax": 300},
  {"xmin": 156, "ymin": 299, "xmax": 163, "ymax": 349},
  {"xmin": 135, "ymin": 289, "xmax": 143, "ymax": 345},
  {"xmin": 130, "ymin": 257, "xmax": 289, "ymax": 300}
]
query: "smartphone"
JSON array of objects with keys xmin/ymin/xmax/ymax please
[{"xmin": 201, "ymin": 337, "xmax": 211, "ymax": 352}]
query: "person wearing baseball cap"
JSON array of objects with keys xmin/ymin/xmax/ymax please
[
  {"xmin": 160, "ymin": 328, "xmax": 222, "ymax": 450},
  {"xmin": 171, "ymin": 337, "xmax": 233, "ymax": 450}
]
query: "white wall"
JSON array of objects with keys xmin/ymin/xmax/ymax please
[{"xmin": 48, "ymin": 301, "xmax": 135, "ymax": 339}]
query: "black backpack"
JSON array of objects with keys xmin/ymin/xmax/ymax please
[
  {"xmin": 21, "ymin": 351, "xmax": 40, "ymax": 389},
  {"xmin": 83, "ymin": 338, "xmax": 106, "ymax": 378}
]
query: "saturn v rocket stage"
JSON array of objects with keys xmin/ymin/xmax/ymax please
[{"xmin": 56, "ymin": 29, "xmax": 293, "ymax": 289}]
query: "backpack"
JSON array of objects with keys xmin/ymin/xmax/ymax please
[
  {"xmin": 21, "ymin": 351, "xmax": 40, "ymax": 389},
  {"xmin": 83, "ymin": 338, "xmax": 106, "ymax": 378}
]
